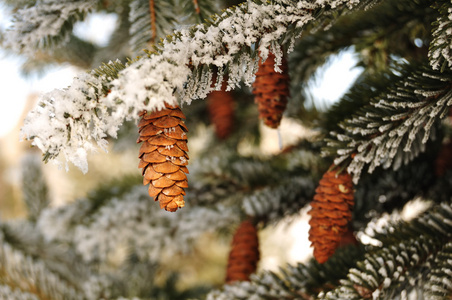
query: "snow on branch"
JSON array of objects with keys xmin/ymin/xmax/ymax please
[
  {"xmin": 21, "ymin": 61, "xmax": 125, "ymax": 173},
  {"xmin": 429, "ymin": 1, "xmax": 452, "ymax": 71},
  {"xmin": 0, "ymin": 230, "xmax": 83, "ymax": 299},
  {"xmin": 323, "ymin": 202, "xmax": 452, "ymax": 299},
  {"xmin": 21, "ymin": 0, "xmax": 362, "ymax": 172},
  {"xmin": 207, "ymin": 245, "xmax": 363, "ymax": 299},
  {"xmin": 37, "ymin": 185, "xmax": 239, "ymax": 263},
  {"xmin": 326, "ymin": 65, "xmax": 452, "ymax": 183},
  {"xmin": 4, "ymin": 0, "xmax": 99, "ymax": 54}
]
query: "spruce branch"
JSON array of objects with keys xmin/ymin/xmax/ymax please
[
  {"xmin": 242, "ymin": 176, "xmax": 315, "ymax": 222},
  {"xmin": 20, "ymin": 0, "xmax": 375, "ymax": 172},
  {"xmin": 180, "ymin": 0, "xmax": 219, "ymax": 24},
  {"xmin": 207, "ymin": 245, "xmax": 364, "ymax": 299},
  {"xmin": 19, "ymin": 34, "xmax": 98, "ymax": 76},
  {"xmin": 129, "ymin": 0, "xmax": 176, "ymax": 55},
  {"xmin": 0, "ymin": 220, "xmax": 112, "ymax": 299},
  {"xmin": 288, "ymin": 0, "xmax": 432, "ymax": 110},
  {"xmin": 429, "ymin": 0, "xmax": 452, "ymax": 71},
  {"xmin": 0, "ymin": 284, "xmax": 39, "ymax": 300},
  {"xmin": 38, "ymin": 184, "xmax": 240, "ymax": 264},
  {"xmin": 21, "ymin": 59, "xmax": 127, "ymax": 171},
  {"xmin": 322, "ymin": 201, "xmax": 452, "ymax": 299},
  {"xmin": 424, "ymin": 242, "xmax": 452, "ymax": 299},
  {"xmin": 324, "ymin": 64, "xmax": 452, "ymax": 183},
  {"xmin": 4, "ymin": 0, "xmax": 100, "ymax": 54},
  {"xmin": 0, "ymin": 224, "xmax": 89, "ymax": 299},
  {"xmin": 20, "ymin": 153, "xmax": 50, "ymax": 222}
]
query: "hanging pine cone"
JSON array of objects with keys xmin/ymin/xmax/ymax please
[
  {"xmin": 207, "ymin": 82, "xmax": 235, "ymax": 140},
  {"xmin": 137, "ymin": 103, "xmax": 189, "ymax": 212},
  {"xmin": 252, "ymin": 50, "xmax": 290, "ymax": 129},
  {"xmin": 225, "ymin": 219, "xmax": 260, "ymax": 283},
  {"xmin": 308, "ymin": 166, "xmax": 354, "ymax": 264},
  {"xmin": 435, "ymin": 140, "xmax": 452, "ymax": 177}
]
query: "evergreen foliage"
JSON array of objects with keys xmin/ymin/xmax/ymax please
[{"xmin": 1, "ymin": 0, "xmax": 452, "ymax": 299}]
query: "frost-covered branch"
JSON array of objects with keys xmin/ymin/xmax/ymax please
[
  {"xmin": 37, "ymin": 185, "xmax": 240, "ymax": 263},
  {"xmin": 0, "ymin": 226, "xmax": 89, "ymax": 299},
  {"xmin": 21, "ymin": 0, "xmax": 365, "ymax": 171},
  {"xmin": 322, "ymin": 201, "xmax": 452, "ymax": 299},
  {"xmin": 21, "ymin": 60, "xmax": 126, "ymax": 172},
  {"xmin": 429, "ymin": 0, "xmax": 452, "ymax": 71},
  {"xmin": 242, "ymin": 177, "xmax": 315, "ymax": 221},
  {"xmin": 4, "ymin": 0, "xmax": 99, "ymax": 54},
  {"xmin": 325, "ymin": 65, "xmax": 452, "ymax": 183},
  {"xmin": 207, "ymin": 246, "xmax": 364, "ymax": 299},
  {"xmin": 424, "ymin": 242, "xmax": 452, "ymax": 299},
  {"xmin": 20, "ymin": 152, "xmax": 50, "ymax": 221}
]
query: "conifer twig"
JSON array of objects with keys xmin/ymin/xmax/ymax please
[{"xmin": 149, "ymin": 0, "xmax": 157, "ymax": 45}]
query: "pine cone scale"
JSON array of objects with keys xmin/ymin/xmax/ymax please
[
  {"xmin": 153, "ymin": 116, "xmax": 182, "ymax": 128},
  {"xmin": 148, "ymin": 185, "xmax": 163, "ymax": 198},
  {"xmin": 139, "ymin": 142, "xmax": 158, "ymax": 155},
  {"xmin": 147, "ymin": 135, "xmax": 177, "ymax": 146},
  {"xmin": 153, "ymin": 161, "xmax": 180, "ymax": 173},
  {"xmin": 143, "ymin": 166, "xmax": 163, "ymax": 181},
  {"xmin": 139, "ymin": 124, "xmax": 164, "ymax": 136},
  {"xmin": 142, "ymin": 151, "xmax": 167, "ymax": 163},
  {"xmin": 164, "ymin": 170, "xmax": 187, "ymax": 181},
  {"xmin": 162, "ymin": 185, "xmax": 185, "ymax": 196},
  {"xmin": 175, "ymin": 180, "xmax": 189, "ymax": 188},
  {"xmin": 176, "ymin": 140, "xmax": 189, "ymax": 151},
  {"xmin": 152, "ymin": 176, "xmax": 176, "ymax": 188},
  {"xmin": 157, "ymin": 145, "xmax": 185, "ymax": 156},
  {"xmin": 163, "ymin": 127, "xmax": 187, "ymax": 140}
]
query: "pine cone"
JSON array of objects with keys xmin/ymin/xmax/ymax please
[
  {"xmin": 225, "ymin": 220, "xmax": 260, "ymax": 283},
  {"xmin": 207, "ymin": 88, "xmax": 235, "ymax": 140},
  {"xmin": 308, "ymin": 167, "xmax": 354, "ymax": 264},
  {"xmin": 435, "ymin": 140, "xmax": 452, "ymax": 177},
  {"xmin": 252, "ymin": 50, "xmax": 290, "ymax": 129},
  {"xmin": 137, "ymin": 104, "xmax": 189, "ymax": 212}
]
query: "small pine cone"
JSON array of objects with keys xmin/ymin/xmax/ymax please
[
  {"xmin": 252, "ymin": 51, "xmax": 290, "ymax": 129},
  {"xmin": 137, "ymin": 104, "xmax": 189, "ymax": 212},
  {"xmin": 308, "ymin": 167, "xmax": 354, "ymax": 264},
  {"xmin": 435, "ymin": 140, "xmax": 452, "ymax": 177},
  {"xmin": 207, "ymin": 87, "xmax": 235, "ymax": 140},
  {"xmin": 225, "ymin": 220, "xmax": 260, "ymax": 283}
]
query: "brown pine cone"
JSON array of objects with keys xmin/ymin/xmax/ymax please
[
  {"xmin": 225, "ymin": 220, "xmax": 260, "ymax": 283},
  {"xmin": 207, "ymin": 88, "xmax": 235, "ymax": 140},
  {"xmin": 308, "ymin": 166, "xmax": 354, "ymax": 263},
  {"xmin": 137, "ymin": 104, "xmax": 189, "ymax": 212},
  {"xmin": 435, "ymin": 140, "xmax": 452, "ymax": 177},
  {"xmin": 252, "ymin": 50, "xmax": 290, "ymax": 129}
]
